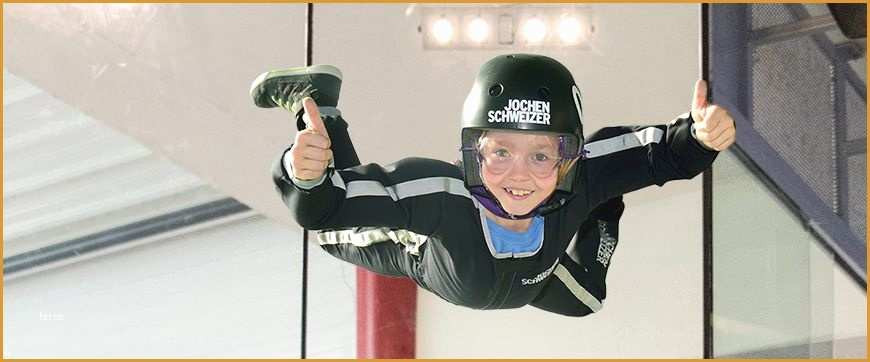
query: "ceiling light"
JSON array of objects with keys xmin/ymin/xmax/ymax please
[
  {"xmin": 558, "ymin": 16, "xmax": 584, "ymax": 44},
  {"xmin": 522, "ymin": 17, "xmax": 547, "ymax": 44},
  {"xmin": 432, "ymin": 17, "xmax": 454, "ymax": 45},
  {"xmin": 468, "ymin": 17, "xmax": 490, "ymax": 43}
]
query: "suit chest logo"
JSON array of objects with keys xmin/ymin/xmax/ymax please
[{"xmin": 520, "ymin": 259, "xmax": 559, "ymax": 285}]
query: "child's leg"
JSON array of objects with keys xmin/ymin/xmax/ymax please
[
  {"xmin": 255, "ymin": 64, "xmax": 361, "ymax": 170},
  {"xmin": 303, "ymin": 113, "xmax": 420, "ymax": 278},
  {"xmin": 316, "ymin": 227, "xmax": 423, "ymax": 278},
  {"xmin": 258, "ymin": 65, "xmax": 418, "ymax": 278},
  {"xmin": 530, "ymin": 196, "xmax": 624, "ymax": 316}
]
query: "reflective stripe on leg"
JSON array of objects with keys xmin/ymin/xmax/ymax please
[{"xmin": 553, "ymin": 264, "xmax": 603, "ymax": 312}]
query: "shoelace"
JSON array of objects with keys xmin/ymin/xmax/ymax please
[{"xmin": 269, "ymin": 82, "xmax": 319, "ymax": 113}]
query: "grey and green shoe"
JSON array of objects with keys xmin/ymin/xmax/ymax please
[{"xmin": 249, "ymin": 64, "xmax": 343, "ymax": 116}]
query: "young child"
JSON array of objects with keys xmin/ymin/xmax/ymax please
[{"xmin": 254, "ymin": 54, "xmax": 735, "ymax": 316}]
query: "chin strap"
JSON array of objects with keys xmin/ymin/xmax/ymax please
[
  {"xmin": 469, "ymin": 186, "xmax": 535, "ymax": 219},
  {"xmin": 469, "ymin": 186, "xmax": 572, "ymax": 220}
]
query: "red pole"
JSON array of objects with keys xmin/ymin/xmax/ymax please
[{"xmin": 356, "ymin": 269, "xmax": 417, "ymax": 358}]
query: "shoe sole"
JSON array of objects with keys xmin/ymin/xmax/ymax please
[{"xmin": 250, "ymin": 64, "xmax": 343, "ymax": 108}]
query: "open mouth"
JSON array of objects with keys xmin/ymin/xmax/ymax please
[{"xmin": 503, "ymin": 187, "xmax": 534, "ymax": 200}]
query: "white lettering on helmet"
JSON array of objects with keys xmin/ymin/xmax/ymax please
[{"xmin": 486, "ymin": 98, "xmax": 551, "ymax": 125}]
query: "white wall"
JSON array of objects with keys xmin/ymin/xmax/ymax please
[{"xmin": 3, "ymin": 216, "xmax": 357, "ymax": 358}]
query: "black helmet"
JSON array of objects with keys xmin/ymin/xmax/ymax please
[{"xmin": 460, "ymin": 54, "xmax": 585, "ymax": 216}]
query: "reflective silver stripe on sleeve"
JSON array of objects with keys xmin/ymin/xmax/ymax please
[
  {"xmin": 345, "ymin": 180, "xmax": 398, "ymax": 200},
  {"xmin": 330, "ymin": 170, "xmax": 347, "ymax": 190},
  {"xmin": 340, "ymin": 176, "xmax": 470, "ymax": 201},
  {"xmin": 583, "ymin": 127, "xmax": 664, "ymax": 159},
  {"xmin": 316, "ymin": 228, "xmax": 429, "ymax": 256},
  {"xmin": 395, "ymin": 177, "xmax": 471, "ymax": 200},
  {"xmin": 552, "ymin": 264, "xmax": 603, "ymax": 312}
]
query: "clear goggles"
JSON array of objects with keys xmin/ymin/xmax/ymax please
[{"xmin": 474, "ymin": 139, "xmax": 563, "ymax": 178}]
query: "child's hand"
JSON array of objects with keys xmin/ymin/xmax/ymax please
[
  {"xmin": 286, "ymin": 97, "xmax": 333, "ymax": 180},
  {"xmin": 690, "ymin": 79, "xmax": 736, "ymax": 152}
]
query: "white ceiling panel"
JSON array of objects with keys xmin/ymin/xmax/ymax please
[{"xmin": 3, "ymin": 69, "xmax": 228, "ymax": 256}]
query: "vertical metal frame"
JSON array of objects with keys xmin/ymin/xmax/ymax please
[
  {"xmin": 700, "ymin": 4, "xmax": 713, "ymax": 358},
  {"xmin": 301, "ymin": 3, "xmax": 313, "ymax": 359},
  {"xmin": 832, "ymin": 59, "xmax": 849, "ymax": 224}
]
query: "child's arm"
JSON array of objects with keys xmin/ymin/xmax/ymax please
[
  {"xmin": 582, "ymin": 80, "xmax": 735, "ymax": 205},
  {"xmin": 582, "ymin": 112, "xmax": 718, "ymax": 204}
]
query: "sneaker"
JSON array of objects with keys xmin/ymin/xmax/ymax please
[{"xmin": 249, "ymin": 64, "xmax": 343, "ymax": 115}]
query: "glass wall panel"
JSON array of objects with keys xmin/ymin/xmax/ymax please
[{"xmin": 713, "ymin": 151, "xmax": 835, "ymax": 358}]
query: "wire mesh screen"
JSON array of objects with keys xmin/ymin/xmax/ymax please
[
  {"xmin": 846, "ymin": 77, "xmax": 867, "ymax": 141},
  {"xmin": 752, "ymin": 34, "xmax": 838, "ymax": 211},
  {"xmin": 751, "ymin": 3, "xmax": 798, "ymax": 30},
  {"xmin": 711, "ymin": 3, "xmax": 866, "ymax": 280}
]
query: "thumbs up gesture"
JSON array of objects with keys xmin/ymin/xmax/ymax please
[
  {"xmin": 286, "ymin": 97, "xmax": 333, "ymax": 181},
  {"xmin": 690, "ymin": 80, "xmax": 736, "ymax": 152}
]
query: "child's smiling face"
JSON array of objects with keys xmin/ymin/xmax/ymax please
[{"xmin": 478, "ymin": 130, "xmax": 561, "ymax": 216}]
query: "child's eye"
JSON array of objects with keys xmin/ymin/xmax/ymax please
[{"xmin": 533, "ymin": 153, "xmax": 551, "ymax": 162}]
